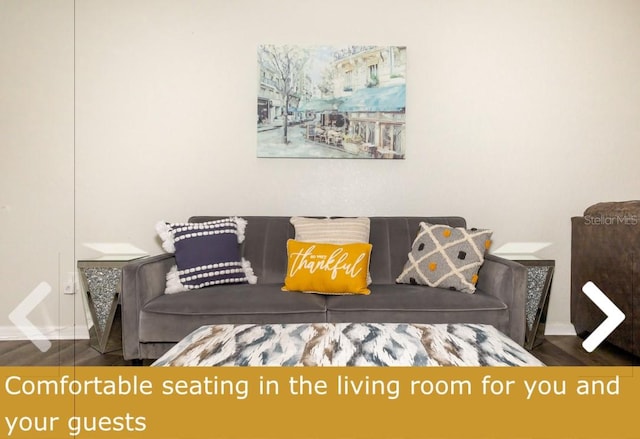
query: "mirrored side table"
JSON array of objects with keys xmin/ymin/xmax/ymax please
[
  {"xmin": 77, "ymin": 255, "xmax": 145, "ymax": 353},
  {"xmin": 515, "ymin": 259, "xmax": 555, "ymax": 350}
]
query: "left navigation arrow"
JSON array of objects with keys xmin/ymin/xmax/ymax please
[{"xmin": 9, "ymin": 281, "xmax": 52, "ymax": 352}]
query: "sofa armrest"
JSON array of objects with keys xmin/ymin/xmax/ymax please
[
  {"xmin": 121, "ymin": 253, "xmax": 175, "ymax": 360},
  {"xmin": 476, "ymin": 254, "xmax": 527, "ymax": 345}
]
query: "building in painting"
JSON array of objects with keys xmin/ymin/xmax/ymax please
[
  {"xmin": 257, "ymin": 63, "xmax": 282, "ymax": 124},
  {"xmin": 260, "ymin": 45, "xmax": 407, "ymax": 159},
  {"xmin": 332, "ymin": 46, "xmax": 406, "ymax": 97},
  {"xmin": 333, "ymin": 46, "xmax": 407, "ymax": 158}
]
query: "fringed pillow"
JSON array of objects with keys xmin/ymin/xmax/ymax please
[{"xmin": 156, "ymin": 217, "xmax": 257, "ymax": 294}]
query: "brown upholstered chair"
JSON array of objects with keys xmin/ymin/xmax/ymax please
[{"xmin": 571, "ymin": 200, "xmax": 640, "ymax": 356}]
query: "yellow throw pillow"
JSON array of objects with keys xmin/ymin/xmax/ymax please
[{"xmin": 282, "ymin": 240, "xmax": 372, "ymax": 295}]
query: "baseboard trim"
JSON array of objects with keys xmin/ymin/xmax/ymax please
[
  {"xmin": 545, "ymin": 323, "xmax": 577, "ymax": 336},
  {"xmin": 0, "ymin": 326, "xmax": 89, "ymax": 340}
]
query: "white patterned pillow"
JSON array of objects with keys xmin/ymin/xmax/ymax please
[
  {"xmin": 396, "ymin": 222, "xmax": 492, "ymax": 294},
  {"xmin": 156, "ymin": 217, "xmax": 257, "ymax": 294},
  {"xmin": 290, "ymin": 216, "xmax": 370, "ymax": 244},
  {"xmin": 290, "ymin": 216, "xmax": 371, "ymax": 284}
]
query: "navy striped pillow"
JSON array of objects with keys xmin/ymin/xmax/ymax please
[{"xmin": 156, "ymin": 217, "xmax": 257, "ymax": 293}]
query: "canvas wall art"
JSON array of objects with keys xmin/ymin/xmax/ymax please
[{"xmin": 257, "ymin": 45, "xmax": 406, "ymax": 159}]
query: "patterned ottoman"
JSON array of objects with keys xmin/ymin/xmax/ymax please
[{"xmin": 152, "ymin": 323, "xmax": 544, "ymax": 367}]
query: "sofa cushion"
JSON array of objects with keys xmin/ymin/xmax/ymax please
[
  {"xmin": 140, "ymin": 284, "xmax": 327, "ymax": 342},
  {"xmin": 325, "ymin": 284, "xmax": 507, "ymax": 313},
  {"xmin": 143, "ymin": 283, "xmax": 326, "ymax": 315},
  {"xmin": 325, "ymin": 285, "xmax": 510, "ymax": 335},
  {"xmin": 155, "ymin": 217, "xmax": 257, "ymax": 293},
  {"xmin": 396, "ymin": 222, "xmax": 492, "ymax": 293},
  {"xmin": 282, "ymin": 240, "xmax": 372, "ymax": 295}
]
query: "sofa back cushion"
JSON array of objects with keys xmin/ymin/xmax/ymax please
[{"xmin": 188, "ymin": 216, "xmax": 466, "ymax": 285}]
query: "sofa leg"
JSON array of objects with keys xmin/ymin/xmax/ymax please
[{"xmin": 131, "ymin": 359, "xmax": 144, "ymax": 366}]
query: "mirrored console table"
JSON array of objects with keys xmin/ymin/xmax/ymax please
[
  {"xmin": 77, "ymin": 255, "xmax": 144, "ymax": 353},
  {"xmin": 516, "ymin": 259, "xmax": 555, "ymax": 350}
]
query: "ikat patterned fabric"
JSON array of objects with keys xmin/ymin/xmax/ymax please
[
  {"xmin": 156, "ymin": 217, "xmax": 257, "ymax": 293},
  {"xmin": 152, "ymin": 323, "xmax": 544, "ymax": 367},
  {"xmin": 396, "ymin": 222, "xmax": 492, "ymax": 294}
]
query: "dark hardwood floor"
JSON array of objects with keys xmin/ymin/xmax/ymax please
[
  {"xmin": 0, "ymin": 340, "xmax": 153, "ymax": 367},
  {"xmin": 530, "ymin": 335, "xmax": 638, "ymax": 366},
  {"xmin": 0, "ymin": 335, "xmax": 637, "ymax": 366}
]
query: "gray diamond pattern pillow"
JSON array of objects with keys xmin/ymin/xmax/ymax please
[{"xmin": 396, "ymin": 222, "xmax": 493, "ymax": 294}]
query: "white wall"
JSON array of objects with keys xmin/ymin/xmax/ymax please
[
  {"xmin": 2, "ymin": 0, "xmax": 639, "ymax": 338},
  {"xmin": 0, "ymin": 1, "xmax": 78, "ymax": 338}
]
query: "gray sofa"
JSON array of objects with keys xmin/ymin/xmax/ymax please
[{"xmin": 121, "ymin": 216, "xmax": 527, "ymax": 361}]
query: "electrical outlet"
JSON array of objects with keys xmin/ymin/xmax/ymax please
[{"xmin": 63, "ymin": 271, "xmax": 77, "ymax": 295}]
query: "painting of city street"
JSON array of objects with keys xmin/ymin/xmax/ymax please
[{"xmin": 257, "ymin": 45, "xmax": 406, "ymax": 159}]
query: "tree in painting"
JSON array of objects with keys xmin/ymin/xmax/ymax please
[{"xmin": 257, "ymin": 45, "xmax": 309, "ymax": 144}]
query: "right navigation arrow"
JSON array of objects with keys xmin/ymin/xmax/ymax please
[{"xmin": 581, "ymin": 281, "xmax": 625, "ymax": 353}]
